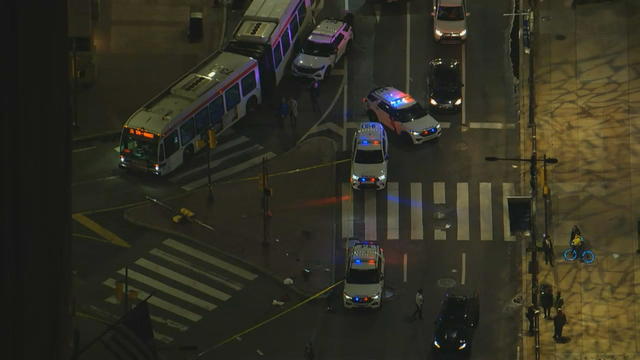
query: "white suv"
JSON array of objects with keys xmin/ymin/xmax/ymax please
[
  {"xmin": 350, "ymin": 122, "xmax": 388, "ymax": 190},
  {"xmin": 432, "ymin": 0, "xmax": 469, "ymax": 43},
  {"xmin": 291, "ymin": 18, "xmax": 353, "ymax": 80},
  {"xmin": 343, "ymin": 239, "xmax": 384, "ymax": 309},
  {"xmin": 364, "ymin": 87, "xmax": 442, "ymax": 144}
]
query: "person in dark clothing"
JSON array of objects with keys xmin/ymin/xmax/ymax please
[
  {"xmin": 526, "ymin": 304, "xmax": 538, "ymax": 335},
  {"xmin": 277, "ymin": 97, "xmax": 289, "ymax": 128},
  {"xmin": 542, "ymin": 234, "xmax": 554, "ymax": 267},
  {"xmin": 411, "ymin": 289, "xmax": 424, "ymax": 320},
  {"xmin": 554, "ymin": 291, "xmax": 564, "ymax": 313},
  {"xmin": 540, "ymin": 286, "xmax": 554, "ymax": 319},
  {"xmin": 309, "ymin": 80, "xmax": 321, "ymax": 113},
  {"xmin": 553, "ymin": 309, "xmax": 567, "ymax": 342}
]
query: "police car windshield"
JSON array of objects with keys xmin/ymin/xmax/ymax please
[
  {"xmin": 437, "ymin": 6, "xmax": 464, "ymax": 21},
  {"xmin": 392, "ymin": 103, "xmax": 428, "ymax": 123},
  {"xmin": 302, "ymin": 40, "xmax": 333, "ymax": 57},
  {"xmin": 346, "ymin": 268, "xmax": 379, "ymax": 284},
  {"xmin": 355, "ymin": 149, "xmax": 384, "ymax": 164}
]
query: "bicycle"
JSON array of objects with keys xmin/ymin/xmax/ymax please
[{"xmin": 561, "ymin": 225, "xmax": 596, "ymax": 264}]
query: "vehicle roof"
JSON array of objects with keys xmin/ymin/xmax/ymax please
[
  {"xmin": 308, "ymin": 19, "xmax": 345, "ymax": 43},
  {"xmin": 439, "ymin": 0, "xmax": 463, "ymax": 6},
  {"xmin": 371, "ymin": 87, "xmax": 417, "ymax": 110},
  {"xmin": 350, "ymin": 242, "xmax": 382, "ymax": 270},
  {"xmin": 125, "ymin": 51, "xmax": 256, "ymax": 135}
]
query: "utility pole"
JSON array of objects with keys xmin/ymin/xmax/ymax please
[
  {"xmin": 261, "ymin": 157, "xmax": 271, "ymax": 247},
  {"xmin": 207, "ymin": 129, "xmax": 217, "ymax": 204}
]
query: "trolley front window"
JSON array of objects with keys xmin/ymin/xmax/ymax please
[{"xmin": 120, "ymin": 131, "xmax": 159, "ymax": 162}]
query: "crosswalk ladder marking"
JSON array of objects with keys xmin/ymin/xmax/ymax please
[
  {"xmin": 341, "ymin": 183, "xmax": 354, "ymax": 239},
  {"xmin": 386, "ymin": 182, "xmax": 399, "ymax": 240},
  {"xmin": 480, "ymin": 182, "xmax": 493, "ymax": 241},
  {"xmin": 433, "ymin": 182, "xmax": 446, "ymax": 240},
  {"xmin": 163, "ymin": 239, "xmax": 258, "ymax": 280},
  {"xmin": 102, "ymin": 278, "xmax": 202, "ymax": 322},
  {"xmin": 134, "ymin": 258, "xmax": 231, "ymax": 301},
  {"xmin": 116, "ymin": 268, "xmax": 217, "ymax": 311},
  {"xmin": 364, "ymin": 190, "xmax": 377, "ymax": 241},
  {"xmin": 502, "ymin": 183, "xmax": 516, "ymax": 241},
  {"xmin": 410, "ymin": 183, "xmax": 423, "ymax": 240},
  {"xmin": 457, "ymin": 183, "xmax": 470, "ymax": 240}
]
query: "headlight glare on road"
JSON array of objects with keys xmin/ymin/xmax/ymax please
[
  {"xmin": 430, "ymin": 98, "xmax": 438, "ymax": 105},
  {"xmin": 455, "ymin": 98, "xmax": 462, "ymax": 105}
]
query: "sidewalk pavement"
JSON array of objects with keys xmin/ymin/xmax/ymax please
[
  {"xmin": 124, "ymin": 136, "xmax": 339, "ymax": 298},
  {"xmin": 72, "ymin": 0, "xmax": 227, "ymax": 142},
  {"xmin": 523, "ymin": 0, "xmax": 640, "ymax": 358}
]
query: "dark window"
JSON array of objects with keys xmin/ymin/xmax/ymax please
[
  {"xmin": 164, "ymin": 130, "xmax": 180, "ymax": 158},
  {"xmin": 332, "ymin": 34, "xmax": 344, "ymax": 49},
  {"xmin": 194, "ymin": 107, "xmax": 209, "ymax": 133},
  {"xmin": 346, "ymin": 267, "xmax": 379, "ymax": 284},
  {"xmin": 289, "ymin": 16, "xmax": 299, "ymax": 39},
  {"xmin": 273, "ymin": 41, "xmax": 283, "ymax": 68},
  {"xmin": 224, "ymin": 83, "xmax": 241, "ymax": 111},
  {"xmin": 301, "ymin": 40, "xmax": 333, "ymax": 57},
  {"xmin": 377, "ymin": 102, "xmax": 391, "ymax": 113},
  {"xmin": 354, "ymin": 149, "xmax": 384, "ymax": 164},
  {"xmin": 159, "ymin": 143, "xmax": 165, "ymax": 162},
  {"xmin": 391, "ymin": 103, "xmax": 429, "ymax": 123},
  {"xmin": 180, "ymin": 117, "xmax": 195, "ymax": 145},
  {"xmin": 241, "ymin": 71, "xmax": 257, "ymax": 97},
  {"xmin": 209, "ymin": 96, "xmax": 225, "ymax": 128},
  {"xmin": 297, "ymin": 3, "xmax": 306, "ymax": 24},
  {"xmin": 281, "ymin": 28, "xmax": 291, "ymax": 56},
  {"xmin": 367, "ymin": 93, "xmax": 377, "ymax": 102}
]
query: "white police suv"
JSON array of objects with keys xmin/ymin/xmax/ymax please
[
  {"xmin": 291, "ymin": 18, "xmax": 353, "ymax": 80},
  {"xmin": 363, "ymin": 87, "xmax": 442, "ymax": 144},
  {"xmin": 432, "ymin": 0, "xmax": 469, "ymax": 43},
  {"xmin": 350, "ymin": 122, "xmax": 388, "ymax": 190},
  {"xmin": 343, "ymin": 239, "xmax": 385, "ymax": 309}
]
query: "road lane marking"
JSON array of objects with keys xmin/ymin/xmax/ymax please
[
  {"xmin": 480, "ymin": 182, "xmax": 493, "ymax": 240},
  {"xmin": 364, "ymin": 189, "xmax": 377, "ymax": 241},
  {"xmin": 71, "ymin": 213, "xmax": 131, "ymax": 248},
  {"xmin": 170, "ymin": 136, "xmax": 253, "ymax": 181},
  {"xmin": 469, "ymin": 122, "xmax": 516, "ymax": 129},
  {"xmin": 116, "ymin": 268, "xmax": 217, "ymax": 311},
  {"xmin": 386, "ymin": 182, "xmax": 399, "ymax": 240},
  {"xmin": 434, "ymin": 182, "xmax": 446, "ymax": 240},
  {"xmin": 150, "ymin": 248, "xmax": 243, "ymax": 291},
  {"xmin": 102, "ymin": 278, "xmax": 202, "ymax": 322},
  {"xmin": 406, "ymin": 1, "xmax": 411, "ymax": 93},
  {"xmin": 503, "ymin": 183, "xmax": 516, "ymax": 241},
  {"xmin": 72, "ymin": 146, "xmax": 96, "ymax": 153},
  {"xmin": 341, "ymin": 183, "xmax": 354, "ymax": 239},
  {"xmin": 410, "ymin": 182, "xmax": 423, "ymax": 240},
  {"xmin": 403, "ymin": 253, "xmax": 408, "ymax": 283},
  {"xmin": 149, "ymin": 314, "xmax": 189, "ymax": 332},
  {"xmin": 461, "ymin": 252, "xmax": 466, "ymax": 285},
  {"xmin": 457, "ymin": 183, "xmax": 470, "ymax": 240},
  {"xmin": 163, "ymin": 239, "xmax": 258, "ymax": 280},
  {"xmin": 134, "ymin": 258, "xmax": 231, "ymax": 301},
  {"xmin": 181, "ymin": 152, "xmax": 276, "ymax": 191}
]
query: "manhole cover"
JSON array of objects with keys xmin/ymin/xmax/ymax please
[
  {"xmin": 555, "ymin": 34, "xmax": 566, "ymax": 41},
  {"xmin": 437, "ymin": 278, "xmax": 457, "ymax": 288}
]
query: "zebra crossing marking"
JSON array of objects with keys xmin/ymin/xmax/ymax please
[
  {"xmin": 457, "ymin": 183, "xmax": 469, "ymax": 240},
  {"xmin": 502, "ymin": 183, "xmax": 516, "ymax": 241},
  {"xmin": 149, "ymin": 248, "xmax": 243, "ymax": 291},
  {"xmin": 170, "ymin": 140, "xmax": 259, "ymax": 182},
  {"xmin": 364, "ymin": 190, "xmax": 377, "ymax": 241},
  {"xmin": 479, "ymin": 182, "xmax": 493, "ymax": 241},
  {"xmin": 386, "ymin": 182, "xmax": 399, "ymax": 240},
  {"xmin": 433, "ymin": 182, "xmax": 446, "ymax": 241},
  {"xmin": 116, "ymin": 268, "xmax": 217, "ymax": 311},
  {"xmin": 410, "ymin": 183, "xmax": 423, "ymax": 240},
  {"xmin": 163, "ymin": 239, "xmax": 258, "ymax": 280},
  {"xmin": 149, "ymin": 314, "xmax": 189, "ymax": 332},
  {"xmin": 102, "ymin": 278, "xmax": 202, "ymax": 322},
  {"xmin": 181, "ymin": 152, "xmax": 276, "ymax": 191},
  {"xmin": 341, "ymin": 183, "xmax": 354, "ymax": 239},
  {"xmin": 133, "ymin": 258, "xmax": 231, "ymax": 301}
]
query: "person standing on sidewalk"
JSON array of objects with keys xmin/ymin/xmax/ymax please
[
  {"xmin": 542, "ymin": 234, "xmax": 554, "ymax": 267},
  {"xmin": 411, "ymin": 289, "xmax": 424, "ymax": 320},
  {"xmin": 554, "ymin": 291, "xmax": 564, "ymax": 313},
  {"xmin": 540, "ymin": 285, "xmax": 553, "ymax": 319},
  {"xmin": 309, "ymin": 80, "xmax": 321, "ymax": 113},
  {"xmin": 526, "ymin": 304, "xmax": 538, "ymax": 335},
  {"xmin": 277, "ymin": 97, "xmax": 289, "ymax": 128},
  {"xmin": 553, "ymin": 309, "xmax": 567, "ymax": 342},
  {"xmin": 288, "ymin": 96, "xmax": 298, "ymax": 128}
]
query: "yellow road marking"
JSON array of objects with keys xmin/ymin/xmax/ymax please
[
  {"xmin": 72, "ymin": 233, "xmax": 111, "ymax": 244},
  {"xmin": 195, "ymin": 281, "xmax": 343, "ymax": 357},
  {"xmin": 72, "ymin": 213, "xmax": 131, "ymax": 248}
]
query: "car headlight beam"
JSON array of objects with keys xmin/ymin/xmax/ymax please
[
  {"xmin": 435, "ymin": 29, "xmax": 443, "ymax": 36},
  {"xmin": 430, "ymin": 98, "xmax": 438, "ymax": 105},
  {"xmin": 455, "ymin": 98, "xmax": 462, "ymax": 105},
  {"xmin": 458, "ymin": 342, "xmax": 467, "ymax": 350},
  {"xmin": 460, "ymin": 29, "xmax": 467, "ymax": 36},
  {"xmin": 433, "ymin": 340, "xmax": 441, "ymax": 349}
]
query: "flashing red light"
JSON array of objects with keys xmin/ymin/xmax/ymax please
[
  {"xmin": 368, "ymin": 259, "xmax": 375, "ymax": 264},
  {"xmin": 372, "ymin": 140, "xmax": 380, "ymax": 145},
  {"xmin": 364, "ymin": 297, "xmax": 369, "ymax": 302},
  {"xmin": 369, "ymin": 177, "xmax": 375, "ymax": 182},
  {"xmin": 122, "ymin": 148, "xmax": 131, "ymax": 153}
]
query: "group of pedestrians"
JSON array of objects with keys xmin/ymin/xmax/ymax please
[
  {"xmin": 277, "ymin": 79, "xmax": 322, "ymax": 130},
  {"xmin": 526, "ymin": 284, "xmax": 567, "ymax": 343}
]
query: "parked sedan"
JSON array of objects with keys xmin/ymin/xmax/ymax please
[{"xmin": 428, "ymin": 58, "xmax": 462, "ymax": 113}]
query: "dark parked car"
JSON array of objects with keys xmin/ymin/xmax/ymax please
[
  {"xmin": 427, "ymin": 58, "xmax": 463, "ymax": 113},
  {"xmin": 188, "ymin": 8, "xmax": 203, "ymax": 43},
  {"xmin": 433, "ymin": 292, "xmax": 479, "ymax": 358}
]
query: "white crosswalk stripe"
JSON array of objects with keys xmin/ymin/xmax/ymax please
[
  {"xmin": 181, "ymin": 152, "xmax": 276, "ymax": 191},
  {"xmin": 343, "ymin": 181, "xmax": 517, "ymax": 242}
]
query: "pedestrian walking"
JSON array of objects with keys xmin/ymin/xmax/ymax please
[
  {"xmin": 277, "ymin": 97, "xmax": 289, "ymax": 128},
  {"xmin": 542, "ymin": 234, "xmax": 554, "ymax": 267},
  {"xmin": 309, "ymin": 80, "xmax": 321, "ymax": 113},
  {"xmin": 304, "ymin": 341, "xmax": 314, "ymax": 360},
  {"xmin": 288, "ymin": 97, "xmax": 298, "ymax": 128},
  {"xmin": 411, "ymin": 288, "xmax": 424, "ymax": 320},
  {"xmin": 553, "ymin": 309, "xmax": 567, "ymax": 342},
  {"xmin": 540, "ymin": 285, "xmax": 554, "ymax": 319},
  {"xmin": 526, "ymin": 304, "xmax": 539, "ymax": 335},
  {"xmin": 554, "ymin": 291, "xmax": 564, "ymax": 313}
]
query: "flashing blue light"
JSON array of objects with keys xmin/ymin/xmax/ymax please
[
  {"xmin": 361, "ymin": 140, "xmax": 369, "ymax": 145},
  {"xmin": 354, "ymin": 296, "xmax": 360, "ymax": 302},
  {"xmin": 354, "ymin": 259, "xmax": 361, "ymax": 264}
]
